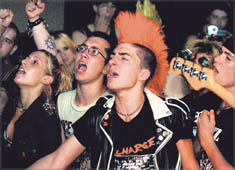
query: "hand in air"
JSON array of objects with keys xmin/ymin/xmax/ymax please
[{"xmin": 25, "ymin": 0, "xmax": 45, "ymax": 22}]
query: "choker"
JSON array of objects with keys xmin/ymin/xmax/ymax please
[{"xmin": 116, "ymin": 101, "xmax": 144, "ymax": 122}]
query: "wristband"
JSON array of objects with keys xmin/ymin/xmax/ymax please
[{"xmin": 26, "ymin": 17, "xmax": 49, "ymax": 37}]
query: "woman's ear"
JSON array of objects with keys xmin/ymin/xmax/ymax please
[
  {"xmin": 41, "ymin": 75, "xmax": 53, "ymax": 85},
  {"xmin": 139, "ymin": 68, "xmax": 151, "ymax": 81}
]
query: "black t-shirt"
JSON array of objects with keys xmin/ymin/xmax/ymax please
[
  {"xmin": 183, "ymin": 92, "xmax": 234, "ymax": 168},
  {"xmin": 198, "ymin": 108, "xmax": 235, "ymax": 168},
  {"xmin": 73, "ymin": 95, "xmax": 193, "ymax": 169},
  {"xmin": 112, "ymin": 98, "xmax": 161, "ymax": 169}
]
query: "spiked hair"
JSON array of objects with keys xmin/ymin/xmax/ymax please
[{"xmin": 115, "ymin": 0, "xmax": 169, "ymax": 96}]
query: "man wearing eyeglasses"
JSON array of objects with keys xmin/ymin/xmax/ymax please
[{"xmin": 56, "ymin": 31, "xmax": 114, "ymax": 169}]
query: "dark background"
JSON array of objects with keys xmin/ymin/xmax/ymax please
[
  {"xmin": 64, "ymin": 1, "xmax": 234, "ymax": 60},
  {"xmin": 17, "ymin": 1, "xmax": 234, "ymax": 62}
]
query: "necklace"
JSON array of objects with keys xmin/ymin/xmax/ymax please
[
  {"xmin": 17, "ymin": 99, "xmax": 27, "ymax": 113},
  {"xmin": 116, "ymin": 101, "xmax": 144, "ymax": 122}
]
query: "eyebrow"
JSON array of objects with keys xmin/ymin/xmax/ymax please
[
  {"xmin": 29, "ymin": 55, "xmax": 42, "ymax": 61},
  {"xmin": 82, "ymin": 44, "xmax": 100, "ymax": 50},
  {"xmin": 225, "ymin": 51, "xmax": 235, "ymax": 58},
  {"xmin": 119, "ymin": 52, "xmax": 130, "ymax": 56},
  {"xmin": 90, "ymin": 46, "xmax": 100, "ymax": 50}
]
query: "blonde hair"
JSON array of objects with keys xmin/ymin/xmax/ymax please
[
  {"xmin": 39, "ymin": 50, "xmax": 72, "ymax": 98},
  {"xmin": 54, "ymin": 33, "xmax": 76, "ymax": 54}
]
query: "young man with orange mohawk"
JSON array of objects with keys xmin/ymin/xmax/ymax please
[{"xmin": 27, "ymin": 0, "xmax": 199, "ymax": 169}]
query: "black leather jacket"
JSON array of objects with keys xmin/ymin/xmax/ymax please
[
  {"xmin": 73, "ymin": 89, "xmax": 193, "ymax": 170},
  {"xmin": 1, "ymin": 94, "xmax": 62, "ymax": 168}
]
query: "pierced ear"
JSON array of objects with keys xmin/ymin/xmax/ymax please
[
  {"xmin": 41, "ymin": 75, "xmax": 53, "ymax": 85},
  {"xmin": 93, "ymin": 5, "xmax": 98, "ymax": 13},
  {"xmin": 139, "ymin": 68, "xmax": 151, "ymax": 81}
]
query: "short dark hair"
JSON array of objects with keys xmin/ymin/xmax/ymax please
[
  {"xmin": 133, "ymin": 43, "xmax": 157, "ymax": 84},
  {"xmin": 8, "ymin": 22, "xmax": 20, "ymax": 46},
  {"xmin": 89, "ymin": 31, "xmax": 115, "ymax": 64}
]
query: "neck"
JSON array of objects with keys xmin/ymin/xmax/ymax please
[
  {"xmin": 19, "ymin": 87, "xmax": 42, "ymax": 109},
  {"xmin": 75, "ymin": 80, "xmax": 106, "ymax": 107},
  {"xmin": 115, "ymin": 87, "xmax": 145, "ymax": 116}
]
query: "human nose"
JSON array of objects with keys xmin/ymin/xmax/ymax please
[
  {"xmin": 21, "ymin": 57, "xmax": 28, "ymax": 65},
  {"xmin": 214, "ymin": 54, "xmax": 223, "ymax": 64},
  {"xmin": 108, "ymin": 55, "xmax": 117, "ymax": 66},
  {"xmin": 61, "ymin": 50, "xmax": 65, "ymax": 57},
  {"xmin": 79, "ymin": 49, "xmax": 89, "ymax": 60}
]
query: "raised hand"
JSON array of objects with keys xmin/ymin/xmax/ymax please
[
  {"xmin": 25, "ymin": 0, "xmax": 45, "ymax": 22},
  {"xmin": 95, "ymin": 15, "xmax": 110, "ymax": 33},
  {"xmin": 197, "ymin": 109, "xmax": 215, "ymax": 147},
  {"xmin": 0, "ymin": 9, "xmax": 14, "ymax": 28}
]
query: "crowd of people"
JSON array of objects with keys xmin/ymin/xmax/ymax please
[{"xmin": 0, "ymin": 0, "xmax": 234, "ymax": 169}]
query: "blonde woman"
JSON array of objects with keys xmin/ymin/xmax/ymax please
[
  {"xmin": 25, "ymin": 0, "xmax": 76, "ymax": 88},
  {"xmin": 54, "ymin": 33, "xmax": 76, "ymax": 72},
  {"xmin": 1, "ymin": 49, "xmax": 71, "ymax": 168}
]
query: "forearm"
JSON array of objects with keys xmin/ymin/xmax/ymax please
[
  {"xmin": 202, "ymin": 139, "xmax": 234, "ymax": 170},
  {"xmin": 32, "ymin": 22, "xmax": 56, "ymax": 55},
  {"xmin": 177, "ymin": 139, "xmax": 199, "ymax": 170},
  {"xmin": 28, "ymin": 135, "xmax": 86, "ymax": 170},
  {"xmin": 27, "ymin": 153, "xmax": 58, "ymax": 170}
]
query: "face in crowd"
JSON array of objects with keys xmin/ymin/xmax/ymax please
[
  {"xmin": 14, "ymin": 51, "xmax": 54, "ymax": 89},
  {"xmin": 74, "ymin": 36, "xmax": 110, "ymax": 84},
  {"xmin": 207, "ymin": 9, "xmax": 228, "ymax": 30},
  {"xmin": 106, "ymin": 43, "xmax": 152, "ymax": 92},
  {"xmin": 213, "ymin": 46, "xmax": 235, "ymax": 89},
  {"xmin": 55, "ymin": 33, "xmax": 76, "ymax": 68},
  {"xmin": 93, "ymin": 2, "xmax": 117, "ymax": 22},
  {"xmin": 0, "ymin": 27, "xmax": 17, "ymax": 59}
]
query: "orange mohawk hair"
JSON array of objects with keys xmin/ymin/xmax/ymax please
[{"xmin": 115, "ymin": 7, "xmax": 169, "ymax": 96}]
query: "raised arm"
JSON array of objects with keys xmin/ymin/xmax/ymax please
[
  {"xmin": 0, "ymin": 9, "xmax": 13, "ymax": 37},
  {"xmin": 198, "ymin": 110, "xmax": 234, "ymax": 170},
  {"xmin": 27, "ymin": 135, "xmax": 86, "ymax": 170},
  {"xmin": 25, "ymin": 0, "xmax": 56, "ymax": 55}
]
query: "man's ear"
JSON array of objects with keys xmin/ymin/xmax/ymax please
[
  {"xmin": 139, "ymin": 68, "xmax": 151, "ymax": 81},
  {"xmin": 93, "ymin": 4, "xmax": 98, "ymax": 13},
  {"xmin": 41, "ymin": 75, "xmax": 53, "ymax": 85},
  {"xmin": 10, "ymin": 44, "xmax": 18, "ymax": 55}
]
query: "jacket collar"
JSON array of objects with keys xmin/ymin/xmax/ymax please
[{"xmin": 103, "ymin": 88, "xmax": 172, "ymax": 121}]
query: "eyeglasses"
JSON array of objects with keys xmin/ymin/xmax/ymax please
[{"xmin": 76, "ymin": 44, "xmax": 106, "ymax": 60}]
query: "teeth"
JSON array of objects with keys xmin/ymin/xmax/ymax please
[
  {"xmin": 77, "ymin": 62, "xmax": 87, "ymax": 69},
  {"xmin": 18, "ymin": 68, "xmax": 25, "ymax": 74},
  {"xmin": 110, "ymin": 72, "xmax": 118, "ymax": 77}
]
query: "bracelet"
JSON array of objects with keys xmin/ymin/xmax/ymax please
[{"xmin": 26, "ymin": 17, "xmax": 49, "ymax": 37}]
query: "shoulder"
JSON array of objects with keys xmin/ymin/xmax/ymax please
[
  {"xmin": 58, "ymin": 90, "xmax": 76, "ymax": 102},
  {"xmin": 165, "ymin": 97, "xmax": 190, "ymax": 118},
  {"xmin": 82, "ymin": 95, "xmax": 114, "ymax": 122}
]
